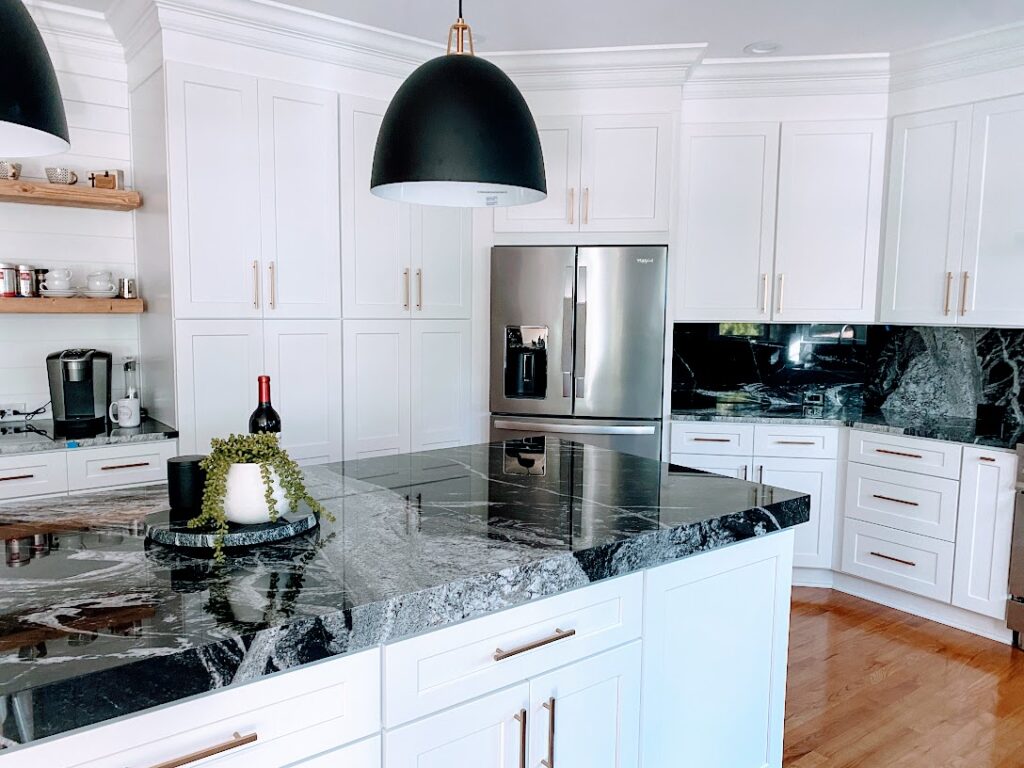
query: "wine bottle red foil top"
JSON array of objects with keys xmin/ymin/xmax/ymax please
[{"xmin": 258, "ymin": 375, "xmax": 271, "ymax": 404}]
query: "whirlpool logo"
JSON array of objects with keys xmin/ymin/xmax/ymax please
[{"xmin": 636, "ymin": 257, "xmax": 654, "ymax": 264}]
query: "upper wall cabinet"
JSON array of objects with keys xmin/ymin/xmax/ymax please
[
  {"xmin": 166, "ymin": 63, "xmax": 341, "ymax": 320},
  {"xmin": 493, "ymin": 113, "xmax": 672, "ymax": 234},
  {"xmin": 880, "ymin": 107, "xmax": 973, "ymax": 324},
  {"xmin": 773, "ymin": 120, "xmax": 886, "ymax": 323},
  {"xmin": 675, "ymin": 123, "xmax": 780, "ymax": 321},
  {"xmin": 675, "ymin": 119, "xmax": 886, "ymax": 323},
  {"xmin": 341, "ymin": 96, "xmax": 472, "ymax": 320}
]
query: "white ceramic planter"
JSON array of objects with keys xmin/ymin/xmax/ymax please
[{"xmin": 223, "ymin": 463, "xmax": 293, "ymax": 525}]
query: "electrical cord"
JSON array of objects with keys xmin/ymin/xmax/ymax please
[{"xmin": 0, "ymin": 402, "xmax": 50, "ymax": 421}]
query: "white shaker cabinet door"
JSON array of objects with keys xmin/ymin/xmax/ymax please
[
  {"xmin": 880, "ymin": 107, "xmax": 972, "ymax": 324},
  {"xmin": 174, "ymin": 320, "xmax": 263, "ymax": 454},
  {"xmin": 961, "ymin": 94, "xmax": 1024, "ymax": 327},
  {"xmin": 264, "ymin": 320, "xmax": 343, "ymax": 465},
  {"xmin": 953, "ymin": 448, "xmax": 1017, "ymax": 619},
  {"xmin": 774, "ymin": 120, "xmax": 886, "ymax": 322},
  {"xmin": 493, "ymin": 115, "xmax": 582, "ymax": 233},
  {"xmin": 529, "ymin": 642, "xmax": 641, "ymax": 768},
  {"xmin": 343, "ymin": 319, "xmax": 411, "ymax": 459},
  {"xmin": 412, "ymin": 207, "xmax": 472, "ymax": 319},
  {"xmin": 642, "ymin": 530, "xmax": 794, "ymax": 768},
  {"xmin": 166, "ymin": 63, "xmax": 262, "ymax": 319},
  {"xmin": 258, "ymin": 80, "xmax": 341, "ymax": 319},
  {"xmin": 758, "ymin": 456, "xmax": 838, "ymax": 570},
  {"xmin": 580, "ymin": 113, "xmax": 672, "ymax": 232},
  {"xmin": 675, "ymin": 123, "xmax": 780, "ymax": 322},
  {"xmin": 384, "ymin": 684, "xmax": 530, "ymax": 768},
  {"xmin": 341, "ymin": 96, "xmax": 412, "ymax": 319},
  {"xmin": 411, "ymin": 320, "xmax": 470, "ymax": 452}
]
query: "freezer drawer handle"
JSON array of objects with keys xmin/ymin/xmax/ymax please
[
  {"xmin": 875, "ymin": 448, "xmax": 923, "ymax": 460},
  {"xmin": 574, "ymin": 265, "xmax": 587, "ymax": 399},
  {"xmin": 869, "ymin": 551, "xmax": 916, "ymax": 568},
  {"xmin": 493, "ymin": 420, "xmax": 656, "ymax": 436},
  {"xmin": 494, "ymin": 628, "xmax": 575, "ymax": 661},
  {"xmin": 871, "ymin": 493, "xmax": 919, "ymax": 507},
  {"xmin": 562, "ymin": 266, "xmax": 574, "ymax": 398}
]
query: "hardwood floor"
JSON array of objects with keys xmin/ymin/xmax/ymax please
[{"xmin": 785, "ymin": 588, "xmax": 1024, "ymax": 768}]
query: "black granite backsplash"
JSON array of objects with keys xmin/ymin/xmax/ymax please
[{"xmin": 672, "ymin": 323, "xmax": 1024, "ymax": 426}]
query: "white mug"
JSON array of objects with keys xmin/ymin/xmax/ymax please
[
  {"xmin": 88, "ymin": 271, "xmax": 114, "ymax": 291},
  {"xmin": 46, "ymin": 269, "xmax": 72, "ymax": 288},
  {"xmin": 108, "ymin": 398, "xmax": 141, "ymax": 428}
]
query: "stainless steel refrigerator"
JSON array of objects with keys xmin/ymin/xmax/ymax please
[{"xmin": 489, "ymin": 246, "xmax": 667, "ymax": 459}]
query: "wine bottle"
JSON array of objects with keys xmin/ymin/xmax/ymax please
[{"xmin": 248, "ymin": 375, "xmax": 281, "ymax": 434}]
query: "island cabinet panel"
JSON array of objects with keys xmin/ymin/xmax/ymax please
[
  {"xmin": 528, "ymin": 641, "xmax": 642, "ymax": 768},
  {"xmin": 6, "ymin": 648, "xmax": 381, "ymax": 768},
  {"xmin": 383, "ymin": 573, "xmax": 644, "ymax": 727},
  {"xmin": 641, "ymin": 529, "xmax": 794, "ymax": 768},
  {"xmin": 296, "ymin": 735, "xmax": 381, "ymax": 768}
]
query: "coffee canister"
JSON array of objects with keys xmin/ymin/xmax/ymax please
[
  {"xmin": 17, "ymin": 265, "xmax": 35, "ymax": 297},
  {"xmin": 167, "ymin": 455, "xmax": 208, "ymax": 525},
  {"xmin": 0, "ymin": 264, "xmax": 16, "ymax": 298}
]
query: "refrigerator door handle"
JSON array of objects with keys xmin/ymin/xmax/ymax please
[
  {"xmin": 562, "ymin": 267, "xmax": 574, "ymax": 397},
  {"xmin": 493, "ymin": 419, "xmax": 656, "ymax": 436},
  {"xmin": 574, "ymin": 265, "xmax": 587, "ymax": 398}
]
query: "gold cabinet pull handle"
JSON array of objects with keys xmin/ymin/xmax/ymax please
[
  {"xmin": 875, "ymin": 448, "xmax": 923, "ymax": 459},
  {"xmin": 402, "ymin": 268, "xmax": 410, "ymax": 310},
  {"xmin": 0, "ymin": 474, "xmax": 34, "ymax": 482},
  {"xmin": 692, "ymin": 437, "xmax": 731, "ymax": 443},
  {"xmin": 416, "ymin": 268, "xmax": 423, "ymax": 311},
  {"xmin": 758, "ymin": 464, "xmax": 764, "ymax": 483},
  {"xmin": 541, "ymin": 697, "xmax": 556, "ymax": 768},
  {"xmin": 980, "ymin": 456, "xmax": 997, "ymax": 463},
  {"xmin": 761, "ymin": 273, "xmax": 769, "ymax": 314},
  {"xmin": 494, "ymin": 628, "xmax": 575, "ymax": 661},
  {"xmin": 269, "ymin": 261, "xmax": 276, "ymax": 310},
  {"xmin": 582, "ymin": 187, "xmax": 590, "ymax": 225},
  {"xmin": 775, "ymin": 440, "xmax": 816, "ymax": 446},
  {"xmin": 960, "ymin": 271, "xmax": 970, "ymax": 316},
  {"xmin": 869, "ymin": 551, "xmax": 916, "ymax": 568},
  {"xmin": 514, "ymin": 709, "xmax": 527, "ymax": 768},
  {"xmin": 777, "ymin": 273, "xmax": 785, "ymax": 313},
  {"xmin": 871, "ymin": 493, "xmax": 919, "ymax": 507},
  {"xmin": 148, "ymin": 732, "xmax": 257, "ymax": 768},
  {"xmin": 251, "ymin": 260, "xmax": 259, "ymax": 309},
  {"xmin": 568, "ymin": 187, "xmax": 575, "ymax": 225},
  {"xmin": 741, "ymin": 464, "xmax": 748, "ymax": 480},
  {"xmin": 943, "ymin": 271, "xmax": 953, "ymax": 315},
  {"xmin": 100, "ymin": 462, "xmax": 150, "ymax": 471}
]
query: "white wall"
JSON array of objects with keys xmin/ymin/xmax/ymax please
[{"xmin": 0, "ymin": 2, "xmax": 137, "ymax": 414}]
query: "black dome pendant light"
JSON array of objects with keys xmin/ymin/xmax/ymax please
[
  {"xmin": 370, "ymin": 1, "xmax": 546, "ymax": 207},
  {"xmin": 0, "ymin": 0, "xmax": 70, "ymax": 157}
]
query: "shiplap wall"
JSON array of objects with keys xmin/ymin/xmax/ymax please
[{"xmin": 0, "ymin": 1, "xmax": 138, "ymax": 413}]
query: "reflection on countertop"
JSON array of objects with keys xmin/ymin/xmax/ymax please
[{"xmin": 0, "ymin": 418, "xmax": 179, "ymax": 456}]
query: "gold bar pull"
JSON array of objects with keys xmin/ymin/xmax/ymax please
[
  {"xmin": 582, "ymin": 187, "xmax": 590, "ymax": 225},
  {"xmin": 100, "ymin": 462, "xmax": 150, "ymax": 471},
  {"xmin": 741, "ymin": 465, "xmax": 748, "ymax": 480},
  {"xmin": 777, "ymin": 273, "xmax": 785, "ymax": 313},
  {"xmin": 148, "ymin": 732, "xmax": 257, "ymax": 768},
  {"xmin": 268, "ymin": 261, "xmax": 276, "ymax": 310},
  {"xmin": 568, "ymin": 187, "xmax": 575, "ymax": 225},
  {"xmin": 251, "ymin": 260, "xmax": 259, "ymax": 309},
  {"xmin": 775, "ymin": 440, "xmax": 816, "ymax": 446},
  {"xmin": 416, "ymin": 268, "xmax": 423, "ymax": 311},
  {"xmin": 980, "ymin": 456, "xmax": 997, "ymax": 463},
  {"xmin": 761, "ymin": 273, "xmax": 769, "ymax": 314},
  {"xmin": 541, "ymin": 697, "xmax": 556, "ymax": 768},
  {"xmin": 692, "ymin": 437, "xmax": 731, "ymax": 443},
  {"xmin": 514, "ymin": 709, "xmax": 527, "ymax": 768},
  {"xmin": 871, "ymin": 493, "xmax": 919, "ymax": 507},
  {"xmin": 402, "ymin": 268, "xmax": 410, "ymax": 310},
  {"xmin": 869, "ymin": 551, "xmax": 916, "ymax": 568},
  {"xmin": 494, "ymin": 628, "xmax": 575, "ymax": 661},
  {"xmin": 960, "ymin": 271, "xmax": 970, "ymax": 316},
  {"xmin": 943, "ymin": 271, "xmax": 953, "ymax": 315},
  {"xmin": 0, "ymin": 474, "xmax": 34, "ymax": 482},
  {"xmin": 875, "ymin": 448, "xmax": 923, "ymax": 459}
]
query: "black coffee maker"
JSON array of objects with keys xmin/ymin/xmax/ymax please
[{"xmin": 46, "ymin": 349, "xmax": 112, "ymax": 434}]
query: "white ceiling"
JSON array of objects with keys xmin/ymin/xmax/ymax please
[{"xmin": 59, "ymin": 0, "xmax": 1024, "ymax": 57}]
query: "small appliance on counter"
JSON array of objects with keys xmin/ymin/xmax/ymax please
[{"xmin": 46, "ymin": 349, "xmax": 112, "ymax": 435}]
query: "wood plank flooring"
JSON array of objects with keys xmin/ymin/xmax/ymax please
[{"xmin": 785, "ymin": 588, "xmax": 1024, "ymax": 768}]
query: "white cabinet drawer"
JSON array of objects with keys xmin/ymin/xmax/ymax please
[
  {"xmin": 297, "ymin": 735, "xmax": 380, "ymax": 768},
  {"xmin": 66, "ymin": 441, "xmax": 178, "ymax": 491},
  {"xmin": 845, "ymin": 463, "xmax": 960, "ymax": 541},
  {"xmin": 849, "ymin": 430, "xmax": 962, "ymax": 479},
  {"xmin": 384, "ymin": 573, "xmax": 643, "ymax": 727},
  {"xmin": 670, "ymin": 422, "xmax": 754, "ymax": 456},
  {"xmin": 0, "ymin": 452, "xmax": 68, "ymax": 500},
  {"xmin": 8, "ymin": 649, "xmax": 381, "ymax": 768},
  {"xmin": 841, "ymin": 518, "xmax": 954, "ymax": 602},
  {"xmin": 753, "ymin": 424, "xmax": 839, "ymax": 459}
]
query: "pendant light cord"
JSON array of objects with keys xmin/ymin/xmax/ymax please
[{"xmin": 458, "ymin": 0, "xmax": 463, "ymax": 18}]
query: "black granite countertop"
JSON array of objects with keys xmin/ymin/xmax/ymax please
[
  {"xmin": 671, "ymin": 405, "xmax": 1023, "ymax": 451},
  {"xmin": 0, "ymin": 438, "xmax": 808, "ymax": 749},
  {"xmin": 0, "ymin": 418, "xmax": 179, "ymax": 457}
]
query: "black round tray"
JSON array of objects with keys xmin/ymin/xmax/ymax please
[{"xmin": 145, "ymin": 506, "xmax": 319, "ymax": 552}]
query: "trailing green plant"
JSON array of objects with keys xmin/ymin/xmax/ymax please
[{"xmin": 188, "ymin": 433, "xmax": 328, "ymax": 561}]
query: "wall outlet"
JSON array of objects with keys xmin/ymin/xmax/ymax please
[{"xmin": 0, "ymin": 403, "xmax": 27, "ymax": 423}]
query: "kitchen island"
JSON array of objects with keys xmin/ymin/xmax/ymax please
[{"xmin": 0, "ymin": 438, "xmax": 809, "ymax": 767}]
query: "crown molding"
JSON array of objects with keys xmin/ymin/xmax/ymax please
[
  {"xmin": 22, "ymin": 0, "xmax": 124, "ymax": 62},
  {"xmin": 487, "ymin": 44, "xmax": 707, "ymax": 90},
  {"xmin": 890, "ymin": 22, "xmax": 1024, "ymax": 91},
  {"xmin": 684, "ymin": 54, "xmax": 890, "ymax": 99}
]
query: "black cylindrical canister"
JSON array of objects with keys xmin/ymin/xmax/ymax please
[{"xmin": 167, "ymin": 455, "xmax": 207, "ymax": 525}]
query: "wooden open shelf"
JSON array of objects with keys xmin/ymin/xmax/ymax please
[
  {"xmin": 0, "ymin": 297, "xmax": 145, "ymax": 314},
  {"xmin": 0, "ymin": 179, "xmax": 142, "ymax": 211}
]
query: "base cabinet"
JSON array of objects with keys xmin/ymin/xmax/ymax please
[
  {"xmin": 641, "ymin": 531, "xmax": 794, "ymax": 768},
  {"xmin": 759, "ymin": 457, "xmax": 837, "ymax": 570}
]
